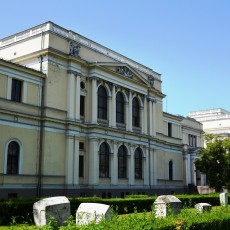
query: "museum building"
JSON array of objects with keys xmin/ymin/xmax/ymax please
[{"xmin": 0, "ymin": 22, "xmax": 204, "ymax": 198}]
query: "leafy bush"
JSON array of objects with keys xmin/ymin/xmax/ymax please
[{"xmin": 0, "ymin": 193, "xmax": 229, "ymax": 226}]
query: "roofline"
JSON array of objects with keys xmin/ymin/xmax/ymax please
[{"xmin": 0, "ymin": 21, "xmax": 161, "ymax": 79}]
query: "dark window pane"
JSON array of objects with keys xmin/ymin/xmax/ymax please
[
  {"xmin": 79, "ymin": 155, "xmax": 84, "ymax": 177},
  {"xmin": 168, "ymin": 123, "xmax": 172, "ymax": 137},
  {"xmin": 7, "ymin": 141, "xmax": 20, "ymax": 174},
  {"xmin": 99, "ymin": 142, "xmax": 110, "ymax": 178},
  {"xmin": 118, "ymin": 145, "xmax": 127, "ymax": 178},
  {"xmin": 80, "ymin": 95, "xmax": 85, "ymax": 116},
  {"xmin": 132, "ymin": 97, "xmax": 140, "ymax": 127},
  {"xmin": 135, "ymin": 148, "xmax": 142, "ymax": 179},
  {"xmin": 169, "ymin": 160, "xmax": 173, "ymax": 180},
  {"xmin": 98, "ymin": 86, "xmax": 107, "ymax": 119},
  {"xmin": 116, "ymin": 92, "xmax": 125, "ymax": 123},
  {"xmin": 79, "ymin": 142, "xmax": 84, "ymax": 150},
  {"xmin": 11, "ymin": 79, "xmax": 22, "ymax": 102}
]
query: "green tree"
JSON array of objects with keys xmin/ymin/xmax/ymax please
[{"xmin": 195, "ymin": 134, "xmax": 230, "ymax": 192}]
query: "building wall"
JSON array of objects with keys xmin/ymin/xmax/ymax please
[{"xmin": 0, "ymin": 22, "xmax": 190, "ymax": 198}]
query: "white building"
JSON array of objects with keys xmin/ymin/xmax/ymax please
[
  {"xmin": 0, "ymin": 22, "xmax": 203, "ymax": 198},
  {"xmin": 189, "ymin": 108, "xmax": 230, "ymax": 136}
]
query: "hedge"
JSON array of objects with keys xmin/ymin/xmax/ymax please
[{"xmin": 0, "ymin": 193, "xmax": 228, "ymax": 225}]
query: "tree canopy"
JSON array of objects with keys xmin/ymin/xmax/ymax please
[{"xmin": 195, "ymin": 134, "xmax": 230, "ymax": 192}]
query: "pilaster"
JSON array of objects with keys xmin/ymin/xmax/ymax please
[
  {"xmin": 67, "ymin": 71, "xmax": 75, "ymax": 120},
  {"xmin": 75, "ymin": 75, "xmax": 81, "ymax": 121},
  {"xmin": 88, "ymin": 138, "xmax": 99, "ymax": 185},
  {"xmin": 91, "ymin": 77, "xmax": 98, "ymax": 124}
]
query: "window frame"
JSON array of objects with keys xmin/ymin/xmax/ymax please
[
  {"xmin": 99, "ymin": 142, "xmax": 110, "ymax": 178},
  {"xmin": 118, "ymin": 145, "xmax": 127, "ymax": 178},
  {"xmin": 11, "ymin": 79, "xmax": 22, "ymax": 102},
  {"xmin": 98, "ymin": 85, "xmax": 108, "ymax": 120},
  {"xmin": 132, "ymin": 97, "xmax": 140, "ymax": 127},
  {"xmin": 116, "ymin": 92, "xmax": 125, "ymax": 124},
  {"xmin": 169, "ymin": 160, "xmax": 173, "ymax": 181},
  {"xmin": 134, "ymin": 148, "xmax": 143, "ymax": 179},
  {"xmin": 5, "ymin": 140, "xmax": 22, "ymax": 175}
]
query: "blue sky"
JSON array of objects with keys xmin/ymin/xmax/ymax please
[{"xmin": 1, "ymin": 0, "xmax": 229, "ymax": 116}]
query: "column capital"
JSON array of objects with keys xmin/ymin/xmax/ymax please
[
  {"xmin": 147, "ymin": 96, "xmax": 157, "ymax": 103},
  {"xmin": 67, "ymin": 69, "xmax": 82, "ymax": 77}
]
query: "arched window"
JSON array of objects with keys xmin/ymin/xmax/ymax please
[
  {"xmin": 132, "ymin": 97, "xmax": 140, "ymax": 127},
  {"xmin": 169, "ymin": 160, "xmax": 173, "ymax": 181},
  {"xmin": 98, "ymin": 85, "xmax": 107, "ymax": 120},
  {"xmin": 99, "ymin": 142, "xmax": 110, "ymax": 178},
  {"xmin": 7, "ymin": 141, "xmax": 20, "ymax": 174},
  {"xmin": 118, "ymin": 145, "xmax": 127, "ymax": 178},
  {"xmin": 116, "ymin": 92, "xmax": 125, "ymax": 123},
  {"xmin": 135, "ymin": 148, "xmax": 142, "ymax": 179}
]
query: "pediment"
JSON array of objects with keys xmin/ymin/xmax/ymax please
[{"xmin": 94, "ymin": 62, "xmax": 151, "ymax": 87}]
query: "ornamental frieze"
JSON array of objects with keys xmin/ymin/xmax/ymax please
[{"xmin": 116, "ymin": 66, "xmax": 133, "ymax": 78}]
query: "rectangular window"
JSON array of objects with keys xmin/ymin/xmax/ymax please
[
  {"xmin": 168, "ymin": 122, "xmax": 172, "ymax": 137},
  {"xmin": 189, "ymin": 134, "xmax": 197, "ymax": 147},
  {"xmin": 79, "ymin": 142, "xmax": 84, "ymax": 150},
  {"xmin": 79, "ymin": 155, "xmax": 84, "ymax": 177},
  {"xmin": 80, "ymin": 95, "xmax": 85, "ymax": 116},
  {"xmin": 11, "ymin": 79, "xmax": 22, "ymax": 102}
]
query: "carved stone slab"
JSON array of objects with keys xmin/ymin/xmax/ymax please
[
  {"xmin": 33, "ymin": 196, "xmax": 70, "ymax": 226},
  {"xmin": 154, "ymin": 195, "xmax": 182, "ymax": 218},
  {"xmin": 195, "ymin": 203, "xmax": 212, "ymax": 213},
  {"xmin": 76, "ymin": 202, "xmax": 112, "ymax": 225},
  {"xmin": 220, "ymin": 192, "xmax": 228, "ymax": 207}
]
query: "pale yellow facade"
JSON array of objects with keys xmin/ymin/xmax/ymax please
[{"xmin": 0, "ymin": 22, "xmax": 203, "ymax": 198}]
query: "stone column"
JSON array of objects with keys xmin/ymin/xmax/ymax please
[
  {"xmin": 152, "ymin": 100, "xmax": 156, "ymax": 136},
  {"xmin": 143, "ymin": 96, "xmax": 148, "ymax": 134},
  {"xmin": 111, "ymin": 84, "xmax": 116, "ymax": 127},
  {"xmin": 140, "ymin": 105, "xmax": 144, "ymax": 134},
  {"xmin": 152, "ymin": 149, "xmax": 157, "ymax": 185},
  {"xmin": 149, "ymin": 148, "xmax": 154, "ymax": 186},
  {"xmin": 73, "ymin": 137, "xmax": 79, "ymax": 185},
  {"xmin": 148, "ymin": 100, "xmax": 153, "ymax": 136},
  {"xmin": 144, "ymin": 147, "xmax": 149, "ymax": 186},
  {"xmin": 67, "ymin": 71, "xmax": 75, "ymax": 120},
  {"xmin": 22, "ymin": 81, "xmax": 27, "ymax": 103},
  {"xmin": 190, "ymin": 155, "xmax": 196, "ymax": 185},
  {"xmin": 129, "ymin": 145, "xmax": 135, "ymax": 185},
  {"xmin": 66, "ymin": 134, "xmax": 74, "ymax": 185},
  {"xmin": 108, "ymin": 95, "xmax": 112, "ymax": 127},
  {"xmin": 88, "ymin": 138, "xmax": 99, "ymax": 185},
  {"xmin": 7, "ymin": 76, "xmax": 12, "ymax": 100},
  {"xmin": 75, "ymin": 75, "xmax": 81, "ymax": 121},
  {"xmin": 127, "ymin": 91, "xmax": 133, "ymax": 131},
  {"xmin": 111, "ymin": 141, "xmax": 118, "ymax": 185},
  {"xmin": 125, "ymin": 101, "xmax": 129, "ymax": 130},
  {"xmin": 91, "ymin": 78, "xmax": 98, "ymax": 124}
]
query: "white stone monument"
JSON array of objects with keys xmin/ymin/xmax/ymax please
[
  {"xmin": 220, "ymin": 192, "xmax": 228, "ymax": 207},
  {"xmin": 76, "ymin": 202, "xmax": 113, "ymax": 225},
  {"xmin": 195, "ymin": 203, "xmax": 212, "ymax": 213},
  {"xmin": 33, "ymin": 196, "xmax": 70, "ymax": 227},
  {"xmin": 154, "ymin": 195, "xmax": 182, "ymax": 218}
]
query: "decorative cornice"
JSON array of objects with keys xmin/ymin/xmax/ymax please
[{"xmin": 67, "ymin": 69, "xmax": 82, "ymax": 76}]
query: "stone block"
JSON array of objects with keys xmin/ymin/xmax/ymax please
[
  {"xmin": 76, "ymin": 202, "xmax": 113, "ymax": 225},
  {"xmin": 195, "ymin": 203, "xmax": 212, "ymax": 213},
  {"xmin": 154, "ymin": 195, "xmax": 182, "ymax": 218},
  {"xmin": 220, "ymin": 192, "xmax": 228, "ymax": 207},
  {"xmin": 33, "ymin": 196, "xmax": 70, "ymax": 226}
]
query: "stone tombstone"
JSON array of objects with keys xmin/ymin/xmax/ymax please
[
  {"xmin": 154, "ymin": 195, "xmax": 182, "ymax": 218},
  {"xmin": 220, "ymin": 192, "xmax": 228, "ymax": 207},
  {"xmin": 76, "ymin": 202, "xmax": 113, "ymax": 225},
  {"xmin": 33, "ymin": 196, "xmax": 70, "ymax": 227},
  {"xmin": 195, "ymin": 203, "xmax": 212, "ymax": 213}
]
